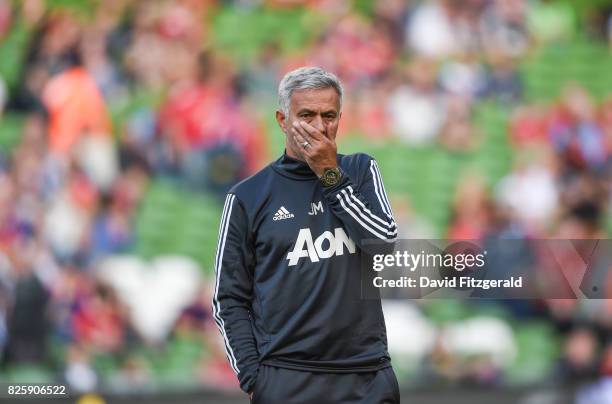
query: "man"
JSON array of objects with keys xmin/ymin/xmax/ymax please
[{"xmin": 212, "ymin": 67, "xmax": 400, "ymax": 403}]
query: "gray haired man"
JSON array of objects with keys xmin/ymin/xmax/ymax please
[{"xmin": 213, "ymin": 66, "xmax": 400, "ymax": 403}]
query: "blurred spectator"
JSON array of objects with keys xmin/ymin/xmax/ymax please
[
  {"xmin": 240, "ymin": 41, "xmax": 283, "ymax": 108},
  {"xmin": 80, "ymin": 28, "xmax": 128, "ymax": 102},
  {"xmin": 439, "ymin": 53, "xmax": 487, "ymax": 99},
  {"xmin": 43, "ymin": 173, "xmax": 94, "ymax": 261},
  {"xmin": 479, "ymin": 0, "xmax": 531, "ymax": 59},
  {"xmin": 550, "ymin": 85, "xmax": 607, "ymax": 172},
  {"xmin": 158, "ymin": 52, "xmax": 267, "ymax": 195},
  {"xmin": 483, "ymin": 52, "xmax": 523, "ymax": 105},
  {"xmin": 311, "ymin": 14, "xmax": 396, "ymax": 87},
  {"xmin": 406, "ymin": 0, "xmax": 476, "ymax": 58},
  {"xmin": 344, "ymin": 80, "xmax": 394, "ymax": 139},
  {"xmin": 423, "ymin": 317, "xmax": 515, "ymax": 385},
  {"xmin": 556, "ymin": 200, "xmax": 605, "ymax": 239},
  {"xmin": 510, "ymin": 103, "xmax": 549, "ymax": 145},
  {"xmin": 72, "ymin": 281, "xmax": 129, "ymax": 353},
  {"xmin": 89, "ymin": 193, "xmax": 134, "ymax": 259},
  {"xmin": 439, "ymin": 95, "xmax": 479, "ymax": 152},
  {"xmin": 448, "ymin": 171, "xmax": 491, "ymax": 239},
  {"xmin": 11, "ymin": 11, "xmax": 83, "ymax": 112},
  {"xmin": 577, "ymin": 376, "xmax": 612, "ymax": 404},
  {"xmin": 42, "ymin": 65, "xmax": 112, "ymax": 155},
  {"xmin": 372, "ymin": 0, "xmax": 409, "ymax": 48},
  {"xmin": 601, "ymin": 97, "xmax": 612, "ymax": 148},
  {"xmin": 63, "ymin": 343, "xmax": 98, "ymax": 393},
  {"xmin": 387, "ymin": 58, "xmax": 446, "ymax": 144},
  {"xmin": 0, "ymin": 0, "xmax": 10, "ymax": 40},
  {"xmin": 556, "ymin": 327, "xmax": 600, "ymax": 382},
  {"xmin": 3, "ymin": 260, "xmax": 49, "ymax": 365},
  {"xmin": 496, "ymin": 146, "xmax": 560, "ymax": 232},
  {"xmin": 76, "ymin": 134, "xmax": 119, "ymax": 193}
]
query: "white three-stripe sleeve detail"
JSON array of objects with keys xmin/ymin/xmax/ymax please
[
  {"xmin": 370, "ymin": 160, "xmax": 393, "ymax": 217},
  {"xmin": 212, "ymin": 195, "xmax": 231, "ymax": 332},
  {"xmin": 340, "ymin": 189, "xmax": 397, "ymax": 237},
  {"xmin": 212, "ymin": 194, "xmax": 240, "ymax": 374},
  {"xmin": 213, "ymin": 195, "xmax": 239, "ymax": 373},
  {"xmin": 336, "ymin": 192, "xmax": 395, "ymax": 241},
  {"xmin": 346, "ymin": 186, "xmax": 396, "ymax": 230}
]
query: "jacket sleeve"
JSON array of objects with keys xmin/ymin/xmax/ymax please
[
  {"xmin": 321, "ymin": 157, "xmax": 398, "ymax": 247},
  {"xmin": 212, "ymin": 193, "xmax": 259, "ymax": 394}
]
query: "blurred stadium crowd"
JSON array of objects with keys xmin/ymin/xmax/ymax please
[{"xmin": 0, "ymin": 0, "xmax": 610, "ymax": 399}]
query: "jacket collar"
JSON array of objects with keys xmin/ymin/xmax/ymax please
[{"xmin": 272, "ymin": 151, "xmax": 318, "ymax": 180}]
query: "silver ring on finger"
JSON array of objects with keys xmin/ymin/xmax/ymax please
[{"xmin": 303, "ymin": 141, "xmax": 310, "ymax": 148}]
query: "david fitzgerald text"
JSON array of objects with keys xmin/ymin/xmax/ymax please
[{"xmin": 373, "ymin": 276, "xmax": 523, "ymax": 290}]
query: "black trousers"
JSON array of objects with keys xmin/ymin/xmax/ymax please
[{"xmin": 250, "ymin": 365, "xmax": 401, "ymax": 404}]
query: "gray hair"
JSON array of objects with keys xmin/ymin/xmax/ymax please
[{"xmin": 278, "ymin": 67, "xmax": 343, "ymax": 116}]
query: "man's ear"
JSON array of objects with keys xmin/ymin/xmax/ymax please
[{"xmin": 276, "ymin": 110, "xmax": 287, "ymax": 135}]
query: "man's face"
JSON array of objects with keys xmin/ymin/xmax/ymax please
[{"xmin": 276, "ymin": 87, "xmax": 341, "ymax": 157}]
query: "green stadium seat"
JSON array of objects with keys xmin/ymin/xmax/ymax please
[
  {"xmin": 523, "ymin": 40, "xmax": 612, "ymax": 101},
  {"xmin": 5, "ymin": 365, "xmax": 53, "ymax": 384},
  {"xmin": 134, "ymin": 181, "xmax": 224, "ymax": 273},
  {"xmin": 0, "ymin": 113, "xmax": 25, "ymax": 154},
  {"xmin": 421, "ymin": 300, "xmax": 473, "ymax": 324},
  {"xmin": 505, "ymin": 322, "xmax": 560, "ymax": 385}
]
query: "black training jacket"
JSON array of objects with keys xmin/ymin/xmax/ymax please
[{"xmin": 212, "ymin": 152, "xmax": 398, "ymax": 393}]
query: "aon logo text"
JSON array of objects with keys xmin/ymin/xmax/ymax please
[{"xmin": 287, "ymin": 227, "xmax": 356, "ymax": 266}]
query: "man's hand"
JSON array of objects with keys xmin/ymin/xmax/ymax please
[
  {"xmin": 249, "ymin": 391, "xmax": 253, "ymax": 401},
  {"xmin": 290, "ymin": 121, "xmax": 337, "ymax": 177}
]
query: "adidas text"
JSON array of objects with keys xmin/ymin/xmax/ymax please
[{"xmin": 273, "ymin": 207, "xmax": 294, "ymax": 221}]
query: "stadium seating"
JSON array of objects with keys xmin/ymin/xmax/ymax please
[
  {"xmin": 135, "ymin": 181, "xmax": 222, "ymax": 274},
  {"xmin": 522, "ymin": 39, "xmax": 612, "ymax": 100}
]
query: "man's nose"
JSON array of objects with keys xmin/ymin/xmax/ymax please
[{"xmin": 312, "ymin": 115, "xmax": 325, "ymax": 132}]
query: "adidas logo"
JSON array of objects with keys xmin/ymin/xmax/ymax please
[{"xmin": 273, "ymin": 206, "xmax": 295, "ymax": 221}]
